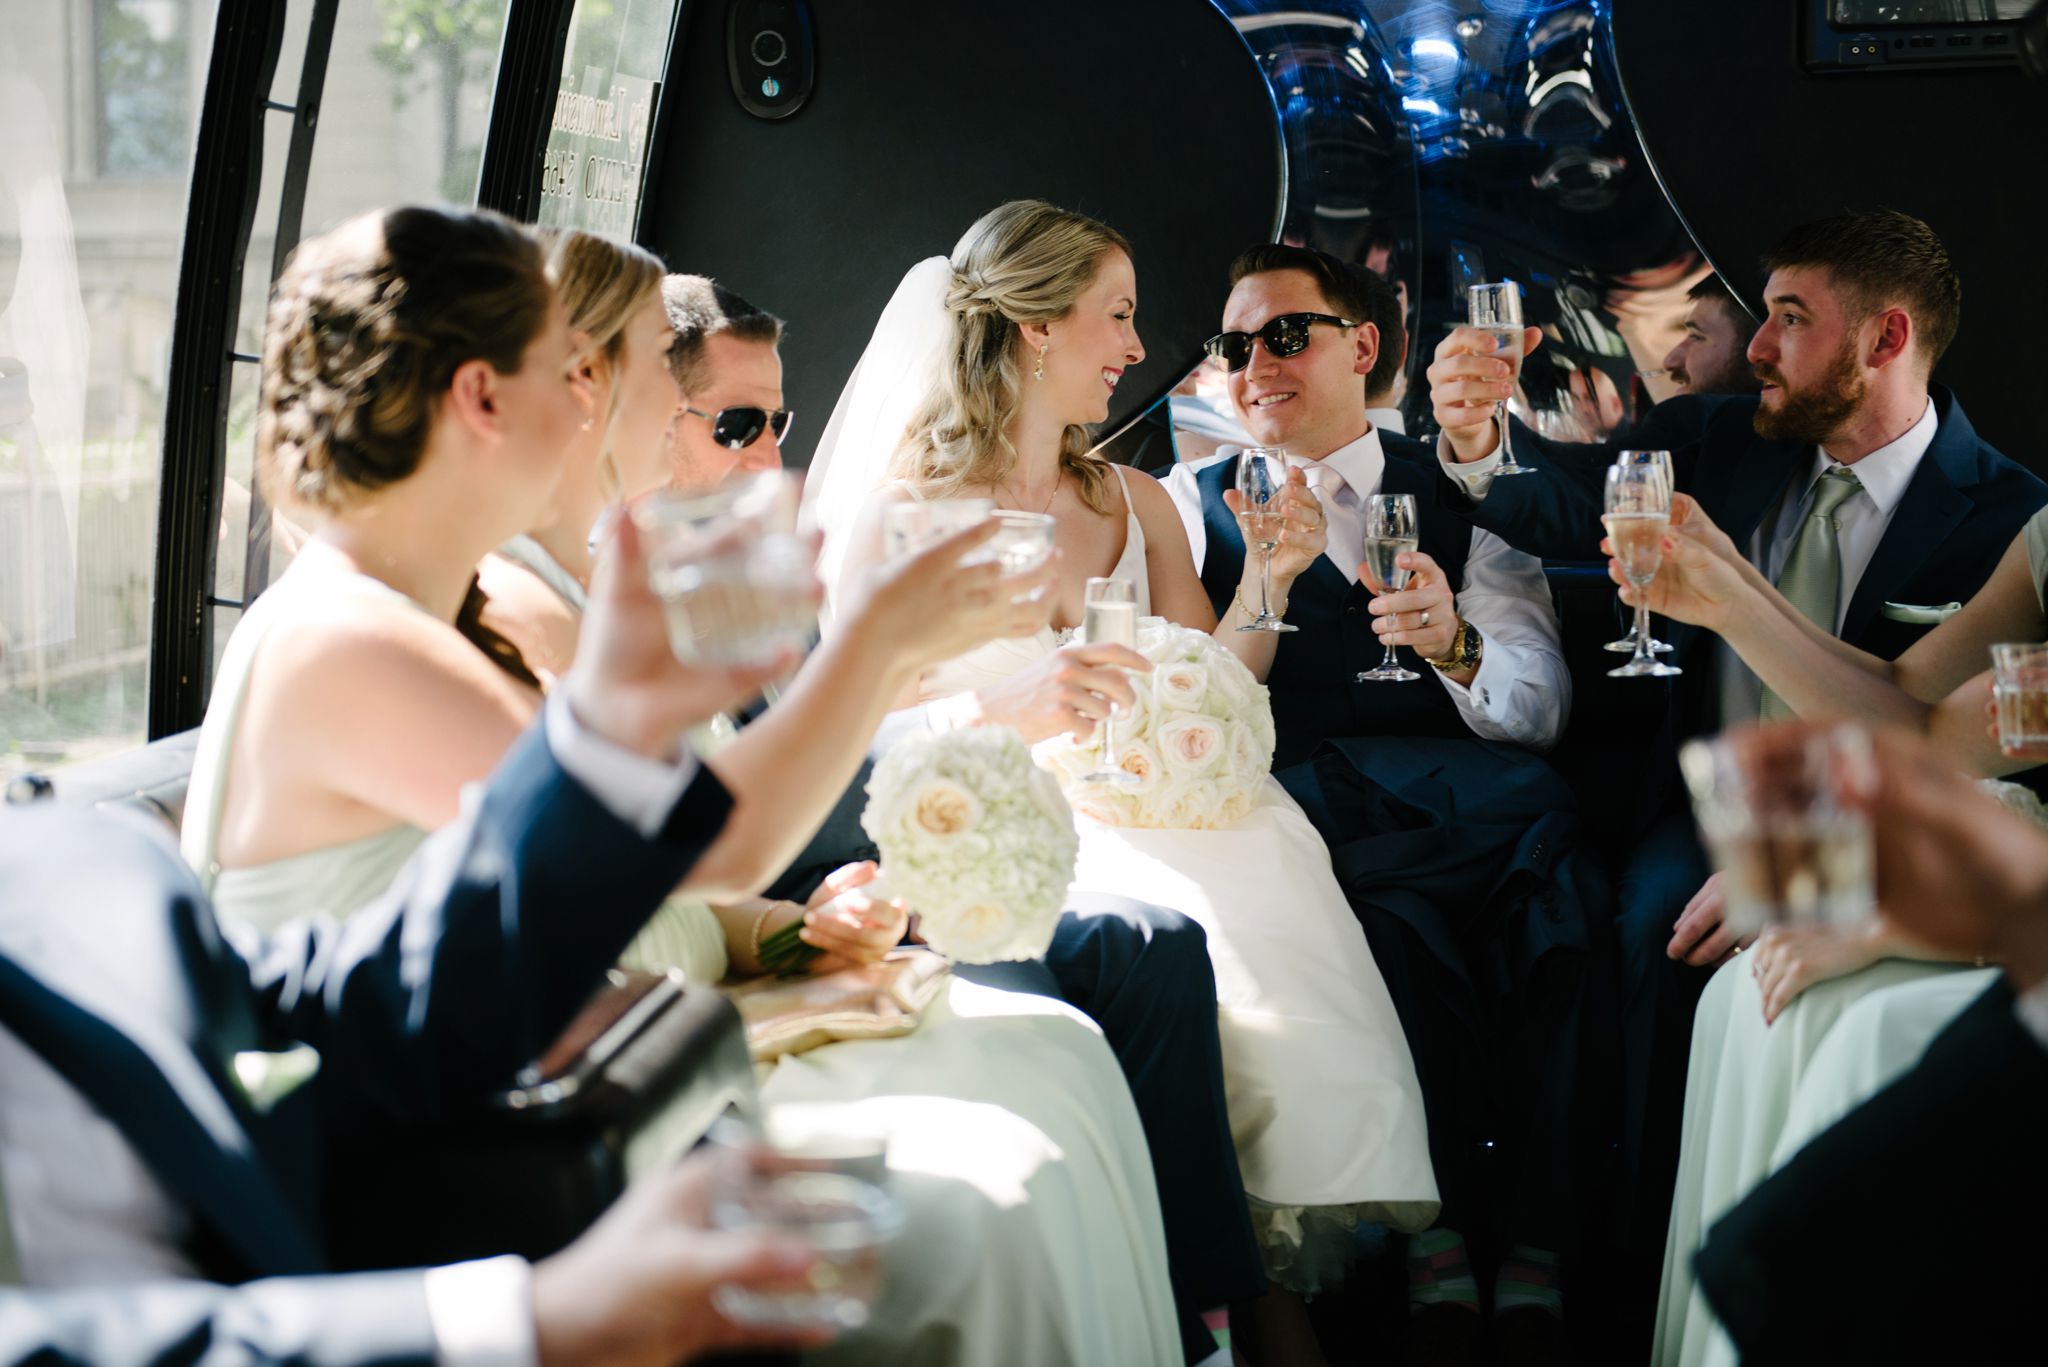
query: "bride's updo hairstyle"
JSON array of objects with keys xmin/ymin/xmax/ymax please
[
  {"xmin": 537, "ymin": 227, "xmax": 665, "ymax": 501},
  {"xmin": 894, "ymin": 199, "xmax": 1130, "ymax": 514},
  {"xmin": 259, "ymin": 206, "xmax": 551, "ymax": 514}
]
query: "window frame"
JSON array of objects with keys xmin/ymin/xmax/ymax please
[{"xmin": 145, "ymin": 0, "xmax": 579, "ymax": 738}]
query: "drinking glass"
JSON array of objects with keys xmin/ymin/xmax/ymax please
[
  {"xmin": 636, "ymin": 471, "xmax": 818, "ymax": 668},
  {"xmin": 969, "ymin": 510, "xmax": 1057, "ymax": 574},
  {"xmin": 1680, "ymin": 724, "xmax": 1876, "ymax": 937},
  {"xmin": 1234, "ymin": 448, "xmax": 1297, "ymax": 633},
  {"xmin": 1356, "ymin": 493, "xmax": 1421, "ymax": 683},
  {"xmin": 1081, "ymin": 577, "xmax": 1142, "ymax": 786},
  {"xmin": 1604, "ymin": 450, "xmax": 1676, "ymax": 656},
  {"xmin": 882, "ymin": 498, "xmax": 994, "ymax": 556},
  {"xmin": 1991, "ymin": 642, "xmax": 2048, "ymax": 760},
  {"xmin": 1467, "ymin": 282, "xmax": 1534, "ymax": 478},
  {"xmin": 708, "ymin": 1111, "xmax": 903, "ymax": 1332},
  {"xmin": 1603, "ymin": 463, "xmax": 1682, "ymax": 679}
]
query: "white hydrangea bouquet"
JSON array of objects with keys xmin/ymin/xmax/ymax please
[
  {"xmin": 1037, "ymin": 618, "xmax": 1277, "ymax": 830},
  {"xmin": 858, "ymin": 727, "xmax": 1079, "ymax": 963}
]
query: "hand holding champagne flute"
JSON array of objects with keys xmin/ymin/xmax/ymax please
[
  {"xmin": 1467, "ymin": 282, "xmax": 1534, "ymax": 478},
  {"xmin": 1082, "ymin": 577, "xmax": 1142, "ymax": 786},
  {"xmin": 1605, "ymin": 450, "xmax": 1676, "ymax": 656},
  {"xmin": 1604, "ymin": 461, "xmax": 1682, "ymax": 679},
  {"xmin": 1357, "ymin": 493, "xmax": 1421, "ymax": 682},
  {"xmin": 1235, "ymin": 449, "xmax": 1297, "ymax": 633}
]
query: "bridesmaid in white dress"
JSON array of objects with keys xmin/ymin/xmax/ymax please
[
  {"xmin": 188, "ymin": 210, "xmax": 1181, "ymax": 1366},
  {"xmin": 815, "ymin": 201, "xmax": 1438, "ymax": 1359}
]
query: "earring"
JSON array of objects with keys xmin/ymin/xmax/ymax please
[
  {"xmin": 580, "ymin": 414, "xmax": 595, "ymax": 432},
  {"xmin": 1034, "ymin": 343, "xmax": 1047, "ymax": 382}
]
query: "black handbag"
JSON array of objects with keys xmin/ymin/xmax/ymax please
[{"xmin": 326, "ymin": 967, "xmax": 758, "ymax": 1270}]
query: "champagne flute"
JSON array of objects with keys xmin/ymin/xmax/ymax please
[
  {"xmin": 1468, "ymin": 282, "xmax": 1534, "ymax": 478},
  {"xmin": 1604, "ymin": 450, "xmax": 1677, "ymax": 656},
  {"xmin": 1356, "ymin": 493, "xmax": 1421, "ymax": 683},
  {"xmin": 1234, "ymin": 448, "xmax": 1297, "ymax": 633},
  {"xmin": 1081, "ymin": 577, "xmax": 1142, "ymax": 786},
  {"xmin": 1604, "ymin": 463, "xmax": 1682, "ymax": 679}
]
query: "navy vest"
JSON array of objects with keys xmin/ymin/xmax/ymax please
[{"xmin": 1197, "ymin": 442, "xmax": 1475, "ymax": 768}]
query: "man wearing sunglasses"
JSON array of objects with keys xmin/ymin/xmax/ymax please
[
  {"xmin": 661, "ymin": 275, "xmax": 795, "ymax": 492},
  {"xmin": 1163, "ymin": 244, "xmax": 1600, "ymax": 1365}
]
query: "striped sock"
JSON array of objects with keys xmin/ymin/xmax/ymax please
[
  {"xmin": 1406, "ymin": 1227, "xmax": 1480, "ymax": 1315},
  {"xmin": 1494, "ymin": 1244, "xmax": 1563, "ymax": 1318}
]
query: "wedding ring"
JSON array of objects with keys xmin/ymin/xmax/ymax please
[{"xmin": 1419, "ymin": 609, "xmax": 1432, "ymax": 628}]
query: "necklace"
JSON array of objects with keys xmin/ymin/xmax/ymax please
[{"xmin": 999, "ymin": 469, "xmax": 1062, "ymax": 514}]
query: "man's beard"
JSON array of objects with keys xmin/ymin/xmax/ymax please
[{"xmin": 1752, "ymin": 341, "xmax": 1865, "ymax": 444}]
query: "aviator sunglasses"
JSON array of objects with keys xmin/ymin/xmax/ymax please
[
  {"xmin": 682, "ymin": 403, "xmax": 796, "ymax": 450},
  {"xmin": 1203, "ymin": 312, "xmax": 1357, "ymax": 373}
]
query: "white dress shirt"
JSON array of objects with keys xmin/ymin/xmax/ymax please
[
  {"xmin": 1167, "ymin": 426, "xmax": 1570, "ymax": 750},
  {"xmin": 1436, "ymin": 399, "xmax": 1939, "ymax": 726},
  {"xmin": 0, "ymin": 693, "xmax": 698, "ymax": 1365}
]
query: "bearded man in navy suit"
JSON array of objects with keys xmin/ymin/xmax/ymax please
[{"xmin": 1424, "ymin": 208, "xmax": 2048, "ymax": 1276}]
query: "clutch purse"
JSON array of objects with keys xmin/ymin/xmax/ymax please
[{"xmin": 725, "ymin": 949, "xmax": 951, "ymax": 1061}]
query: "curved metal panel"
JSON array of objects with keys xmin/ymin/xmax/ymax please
[
  {"xmin": 1613, "ymin": 0, "xmax": 2048, "ymax": 464},
  {"xmin": 641, "ymin": 0, "xmax": 1284, "ymax": 466}
]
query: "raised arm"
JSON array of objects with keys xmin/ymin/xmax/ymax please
[{"xmin": 1616, "ymin": 503, "xmax": 2045, "ymax": 773}]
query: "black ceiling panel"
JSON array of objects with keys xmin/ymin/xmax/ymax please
[{"xmin": 642, "ymin": 0, "xmax": 1284, "ymax": 467}]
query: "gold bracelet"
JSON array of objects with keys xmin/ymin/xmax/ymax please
[
  {"xmin": 1234, "ymin": 583, "xmax": 1284, "ymax": 620},
  {"xmin": 748, "ymin": 903, "xmax": 781, "ymax": 964}
]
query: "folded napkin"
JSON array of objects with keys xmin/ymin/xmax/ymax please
[{"xmin": 724, "ymin": 950, "xmax": 950, "ymax": 1061}]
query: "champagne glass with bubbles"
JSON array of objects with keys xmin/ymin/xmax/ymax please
[
  {"xmin": 1235, "ymin": 449, "xmax": 1297, "ymax": 633},
  {"xmin": 1604, "ymin": 462, "xmax": 1683, "ymax": 679},
  {"xmin": 1468, "ymin": 282, "xmax": 1534, "ymax": 478},
  {"xmin": 1357, "ymin": 493, "xmax": 1422, "ymax": 683},
  {"xmin": 1604, "ymin": 451, "xmax": 1676, "ymax": 656},
  {"xmin": 1082, "ymin": 577, "xmax": 1142, "ymax": 786}
]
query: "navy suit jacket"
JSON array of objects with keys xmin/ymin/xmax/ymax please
[
  {"xmin": 1438, "ymin": 387, "xmax": 2048, "ymax": 756},
  {"xmin": 0, "ymin": 724, "xmax": 731, "ymax": 1366}
]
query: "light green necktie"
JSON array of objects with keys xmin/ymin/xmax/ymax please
[
  {"xmin": 1759, "ymin": 466, "xmax": 1863, "ymax": 720},
  {"xmin": 0, "ymin": 1157, "xmax": 18, "ymax": 1284}
]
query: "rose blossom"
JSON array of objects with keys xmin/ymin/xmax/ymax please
[
  {"xmin": 1155, "ymin": 662, "xmax": 1210, "ymax": 712},
  {"xmin": 1112, "ymin": 739, "xmax": 1164, "ymax": 793},
  {"xmin": 909, "ymin": 778, "xmax": 982, "ymax": 839},
  {"xmin": 1158, "ymin": 715, "xmax": 1226, "ymax": 777}
]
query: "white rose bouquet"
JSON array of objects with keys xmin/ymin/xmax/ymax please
[
  {"xmin": 857, "ymin": 727, "xmax": 1079, "ymax": 963},
  {"xmin": 1037, "ymin": 618, "xmax": 1277, "ymax": 830}
]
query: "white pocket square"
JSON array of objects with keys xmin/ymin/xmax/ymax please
[
  {"xmin": 233, "ymin": 1044, "xmax": 320, "ymax": 1112},
  {"xmin": 1881, "ymin": 601, "xmax": 1962, "ymax": 624}
]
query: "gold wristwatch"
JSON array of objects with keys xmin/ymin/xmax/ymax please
[{"xmin": 1425, "ymin": 620, "xmax": 1483, "ymax": 674}]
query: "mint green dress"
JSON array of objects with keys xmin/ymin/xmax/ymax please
[{"xmin": 1654, "ymin": 506, "xmax": 2048, "ymax": 1367}]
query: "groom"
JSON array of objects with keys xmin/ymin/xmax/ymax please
[
  {"xmin": 1164, "ymin": 245, "xmax": 1611, "ymax": 1357},
  {"xmin": 661, "ymin": 273, "xmax": 1263, "ymax": 1364}
]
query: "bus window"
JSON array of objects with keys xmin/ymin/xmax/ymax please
[
  {"xmin": 212, "ymin": 0, "xmax": 518, "ymax": 639},
  {"xmin": 1, "ymin": 1, "xmax": 217, "ymax": 780},
  {"xmin": 537, "ymin": 0, "xmax": 680, "ymax": 239}
]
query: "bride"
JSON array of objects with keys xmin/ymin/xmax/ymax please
[{"xmin": 814, "ymin": 200, "xmax": 1438, "ymax": 1354}]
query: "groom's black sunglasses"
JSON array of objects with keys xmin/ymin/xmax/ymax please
[
  {"xmin": 683, "ymin": 404, "xmax": 795, "ymax": 450},
  {"xmin": 1202, "ymin": 313, "xmax": 1357, "ymax": 373}
]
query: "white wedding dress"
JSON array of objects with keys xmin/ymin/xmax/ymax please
[
  {"xmin": 915, "ymin": 470, "xmax": 1439, "ymax": 1287},
  {"xmin": 188, "ymin": 555, "xmax": 1183, "ymax": 1367}
]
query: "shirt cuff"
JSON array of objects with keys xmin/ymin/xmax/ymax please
[
  {"xmin": 1432, "ymin": 634, "xmax": 1512, "ymax": 719},
  {"xmin": 2017, "ymin": 977, "xmax": 2048, "ymax": 1055},
  {"xmin": 545, "ymin": 691, "xmax": 700, "ymax": 839},
  {"xmin": 424, "ymin": 1256, "xmax": 537, "ymax": 1367},
  {"xmin": 1436, "ymin": 433, "xmax": 1502, "ymax": 502}
]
